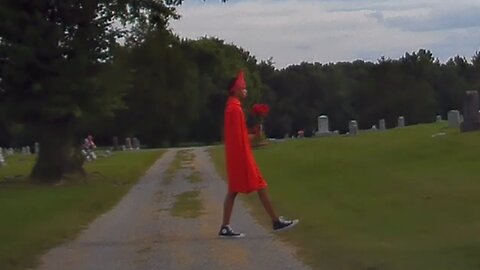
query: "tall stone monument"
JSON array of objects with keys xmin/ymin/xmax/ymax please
[{"xmin": 460, "ymin": 90, "xmax": 480, "ymax": 132}]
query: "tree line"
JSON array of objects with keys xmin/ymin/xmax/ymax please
[
  {"xmin": 261, "ymin": 50, "xmax": 480, "ymax": 137},
  {"xmin": 58, "ymin": 39, "xmax": 480, "ymax": 142}
]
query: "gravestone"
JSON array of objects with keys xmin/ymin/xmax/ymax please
[
  {"xmin": 26, "ymin": 146, "xmax": 31, "ymax": 155},
  {"xmin": 34, "ymin": 142, "xmax": 40, "ymax": 155},
  {"xmin": 436, "ymin": 115, "xmax": 442, "ymax": 122},
  {"xmin": 397, "ymin": 116, "xmax": 405, "ymax": 128},
  {"xmin": 0, "ymin": 149, "xmax": 5, "ymax": 166},
  {"xmin": 112, "ymin": 136, "xmax": 119, "ymax": 151},
  {"xmin": 125, "ymin": 137, "xmax": 132, "ymax": 150},
  {"xmin": 448, "ymin": 110, "xmax": 461, "ymax": 128},
  {"xmin": 379, "ymin": 119, "xmax": 386, "ymax": 131},
  {"xmin": 132, "ymin": 137, "xmax": 140, "ymax": 150},
  {"xmin": 315, "ymin": 115, "xmax": 331, "ymax": 136},
  {"xmin": 349, "ymin": 120, "xmax": 358, "ymax": 136},
  {"xmin": 22, "ymin": 146, "xmax": 29, "ymax": 155},
  {"xmin": 460, "ymin": 91, "xmax": 480, "ymax": 132},
  {"xmin": 371, "ymin": 125, "xmax": 377, "ymax": 131}
]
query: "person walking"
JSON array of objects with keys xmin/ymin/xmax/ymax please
[{"xmin": 219, "ymin": 71, "xmax": 299, "ymax": 238}]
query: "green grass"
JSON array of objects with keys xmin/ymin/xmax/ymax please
[
  {"xmin": 210, "ymin": 123, "xmax": 480, "ymax": 270},
  {"xmin": 188, "ymin": 171, "xmax": 203, "ymax": 184},
  {"xmin": 163, "ymin": 150, "xmax": 194, "ymax": 185},
  {"xmin": 0, "ymin": 150, "xmax": 163, "ymax": 270},
  {"xmin": 170, "ymin": 190, "xmax": 204, "ymax": 218},
  {"xmin": 0, "ymin": 155, "xmax": 36, "ymax": 181}
]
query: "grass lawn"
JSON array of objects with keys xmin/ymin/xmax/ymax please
[
  {"xmin": 210, "ymin": 123, "xmax": 480, "ymax": 270},
  {"xmin": 0, "ymin": 150, "xmax": 163, "ymax": 270}
]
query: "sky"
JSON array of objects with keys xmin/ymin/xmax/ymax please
[{"xmin": 170, "ymin": 0, "xmax": 480, "ymax": 68}]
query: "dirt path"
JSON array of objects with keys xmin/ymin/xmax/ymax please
[{"xmin": 36, "ymin": 147, "xmax": 310, "ymax": 270}]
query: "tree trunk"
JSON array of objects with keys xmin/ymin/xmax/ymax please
[{"xmin": 31, "ymin": 123, "xmax": 85, "ymax": 183}]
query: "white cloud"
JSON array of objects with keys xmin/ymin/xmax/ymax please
[
  {"xmin": 372, "ymin": 4, "xmax": 480, "ymax": 32},
  {"xmin": 170, "ymin": 0, "xmax": 480, "ymax": 68}
]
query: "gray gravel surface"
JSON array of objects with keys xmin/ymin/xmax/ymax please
[{"xmin": 36, "ymin": 147, "xmax": 311, "ymax": 270}]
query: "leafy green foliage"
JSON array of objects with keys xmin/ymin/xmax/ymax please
[
  {"xmin": 262, "ymin": 49, "xmax": 480, "ymax": 137},
  {"xmin": 0, "ymin": 0, "xmax": 178, "ymax": 181},
  {"xmin": 88, "ymin": 35, "xmax": 265, "ymax": 146}
]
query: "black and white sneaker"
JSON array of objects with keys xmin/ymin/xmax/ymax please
[
  {"xmin": 218, "ymin": 225, "xmax": 245, "ymax": 238},
  {"xmin": 273, "ymin": 216, "xmax": 299, "ymax": 232}
]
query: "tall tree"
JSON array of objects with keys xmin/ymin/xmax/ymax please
[{"xmin": 0, "ymin": 0, "xmax": 178, "ymax": 182}]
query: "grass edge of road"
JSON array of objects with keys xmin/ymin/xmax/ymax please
[
  {"xmin": 209, "ymin": 123, "xmax": 480, "ymax": 269},
  {"xmin": 0, "ymin": 150, "xmax": 164, "ymax": 270}
]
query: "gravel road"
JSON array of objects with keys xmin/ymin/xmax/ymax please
[{"xmin": 36, "ymin": 147, "xmax": 311, "ymax": 270}]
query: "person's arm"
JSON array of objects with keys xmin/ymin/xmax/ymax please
[
  {"xmin": 226, "ymin": 105, "xmax": 261, "ymax": 147},
  {"xmin": 225, "ymin": 105, "xmax": 250, "ymax": 146}
]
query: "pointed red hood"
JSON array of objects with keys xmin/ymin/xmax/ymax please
[{"xmin": 229, "ymin": 71, "xmax": 246, "ymax": 93}]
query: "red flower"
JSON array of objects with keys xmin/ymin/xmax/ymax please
[{"xmin": 252, "ymin": 104, "xmax": 270, "ymax": 118}]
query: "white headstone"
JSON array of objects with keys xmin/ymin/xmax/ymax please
[
  {"xmin": 371, "ymin": 125, "xmax": 377, "ymax": 131},
  {"xmin": 0, "ymin": 149, "xmax": 5, "ymax": 166},
  {"xmin": 349, "ymin": 120, "xmax": 358, "ymax": 136},
  {"xmin": 398, "ymin": 116, "xmax": 405, "ymax": 128},
  {"xmin": 125, "ymin": 137, "xmax": 133, "ymax": 150},
  {"xmin": 26, "ymin": 146, "xmax": 31, "ymax": 155},
  {"xmin": 132, "ymin": 137, "xmax": 140, "ymax": 150},
  {"xmin": 379, "ymin": 119, "xmax": 386, "ymax": 131},
  {"xmin": 436, "ymin": 115, "xmax": 442, "ymax": 122},
  {"xmin": 448, "ymin": 110, "xmax": 461, "ymax": 128},
  {"xmin": 315, "ymin": 115, "xmax": 330, "ymax": 136},
  {"xmin": 35, "ymin": 142, "xmax": 40, "ymax": 155}
]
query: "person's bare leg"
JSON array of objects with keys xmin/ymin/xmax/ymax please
[
  {"xmin": 257, "ymin": 188, "xmax": 279, "ymax": 222},
  {"xmin": 222, "ymin": 192, "xmax": 238, "ymax": 226}
]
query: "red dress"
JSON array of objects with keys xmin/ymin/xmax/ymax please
[{"xmin": 224, "ymin": 96, "xmax": 268, "ymax": 193}]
